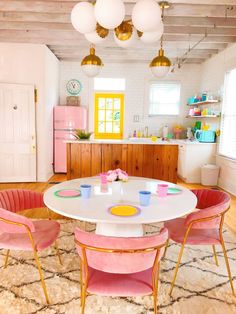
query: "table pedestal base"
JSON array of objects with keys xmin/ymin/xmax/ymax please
[{"xmin": 95, "ymin": 223, "xmax": 143, "ymax": 237}]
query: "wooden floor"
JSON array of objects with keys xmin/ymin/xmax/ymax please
[{"xmin": 0, "ymin": 174, "xmax": 235, "ymax": 233}]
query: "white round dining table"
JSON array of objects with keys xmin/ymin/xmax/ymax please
[{"xmin": 43, "ymin": 176, "xmax": 197, "ymax": 237}]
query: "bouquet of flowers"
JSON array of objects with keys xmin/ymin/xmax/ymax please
[{"xmin": 106, "ymin": 168, "xmax": 128, "ymax": 182}]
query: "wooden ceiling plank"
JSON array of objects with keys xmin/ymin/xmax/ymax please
[
  {"xmin": 1, "ymin": 2, "xmax": 236, "ymax": 18},
  {"xmin": 164, "ymin": 25, "xmax": 236, "ymax": 35},
  {"xmin": 164, "ymin": 16, "xmax": 236, "ymax": 27},
  {"xmin": 1, "ymin": 12, "xmax": 236, "ymax": 29},
  {"xmin": 0, "ymin": 11, "xmax": 69, "ymax": 23}
]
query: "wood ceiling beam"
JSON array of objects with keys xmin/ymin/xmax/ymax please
[
  {"xmin": 58, "ymin": 56, "xmax": 206, "ymax": 64},
  {"xmin": 0, "ymin": 29, "xmax": 234, "ymax": 43},
  {"xmin": 49, "ymin": 42, "xmax": 226, "ymax": 50},
  {"xmin": 0, "ymin": 11, "xmax": 69, "ymax": 23},
  {"xmin": 50, "ymin": 46, "xmax": 218, "ymax": 54},
  {"xmin": 1, "ymin": 12, "xmax": 236, "ymax": 29},
  {"xmin": 2, "ymin": 21, "xmax": 236, "ymax": 33},
  {"xmin": 1, "ymin": 2, "xmax": 236, "ymax": 18}
]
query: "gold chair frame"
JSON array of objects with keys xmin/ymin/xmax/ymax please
[
  {"xmin": 164, "ymin": 208, "xmax": 235, "ymax": 296},
  {"xmin": 0, "ymin": 215, "xmax": 62, "ymax": 304},
  {"xmin": 75, "ymin": 238, "xmax": 168, "ymax": 314}
]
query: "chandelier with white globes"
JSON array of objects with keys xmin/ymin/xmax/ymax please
[{"xmin": 71, "ymin": 0, "xmax": 171, "ymax": 77}]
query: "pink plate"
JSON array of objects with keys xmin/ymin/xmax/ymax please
[{"xmin": 54, "ymin": 189, "xmax": 81, "ymax": 198}]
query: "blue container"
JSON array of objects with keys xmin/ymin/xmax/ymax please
[
  {"xmin": 139, "ymin": 191, "xmax": 151, "ymax": 206},
  {"xmin": 194, "ymin": 130, "xmax": 216, "ymax": 143},
  {"xmin": 80, "ymin": 184, "xmax": 92, "ymax": 199}
]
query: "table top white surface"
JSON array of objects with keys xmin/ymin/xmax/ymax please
[{"xmin": 43, "ymin": 177, "xmax": 197, "ymax": 225}]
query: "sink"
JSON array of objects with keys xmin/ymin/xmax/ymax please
[{"xmin": 128, "ymin": 137, "xmax": 153, "ymax": 143}]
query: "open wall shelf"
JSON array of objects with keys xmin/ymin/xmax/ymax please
[{"xmin": 187, "ymin": 100, "xmax": 220, "ymax": 106}]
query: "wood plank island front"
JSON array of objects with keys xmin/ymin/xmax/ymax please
[{"xmin": 66, "ymin": 140, "xmax": 179, "ymax": 183}]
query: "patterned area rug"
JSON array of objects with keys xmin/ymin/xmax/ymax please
[{"xmin": 0, "ymin": 220, "xmax": 236, "ymax": 314}]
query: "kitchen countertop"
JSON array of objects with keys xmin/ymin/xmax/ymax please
[{"xmin": 65, "ymin": 139, "xmax": 217, "ymax": 145}]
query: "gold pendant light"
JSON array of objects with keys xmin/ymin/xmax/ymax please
[
  {"xmin": 149, "ymin": 1, "xmax": 171, "ymax": 77},
  {"xmin": 114, "ymin": 21, "xmax": 133, "ymax": 41},
  {"xmin": 81, "ymin": 46, "xmax": 103, "ymax": 77},
  {"xmin": 96, "ymin": 23, "xmax": 109, "ymax": 38}
]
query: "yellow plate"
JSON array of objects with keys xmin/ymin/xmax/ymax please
[{"xmin": 109, "ymin": 205, "xmax": 141, "ymax": 217}]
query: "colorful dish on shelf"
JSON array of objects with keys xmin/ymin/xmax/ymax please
[
  {"xmin": 54, "ymin": 189, "xmax": 81, "ymax": 198},
  {"xmin": 108, "ymin": 205, "xmax": 141, "ymax": 217}
]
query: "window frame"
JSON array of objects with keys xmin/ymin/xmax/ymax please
[
  {"xmin": 94, "ymin": 93, "xmax": 124, "ymax": 140},
  {"xmin": 148, "ymin": 81, "xmax": 181, "ymax": 117},
  {"xmin": 219, "ymin": 68, "xmax": 236, "ymax": 160}
]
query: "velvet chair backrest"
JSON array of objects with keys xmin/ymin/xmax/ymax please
[
  {"xmin": 185, "ymin": 189, "xmax": 231, "ymax": 229},
  {"xmin": 0, "ymin": 189, "xmax": 44, "ymax": 213},
  {"xmin": 75, "ymin": 227, "xmax": 168, "ymax": 274},
  {"xmin": 0, "ymin": 207, "xmax": 35, "ymax": 233}
]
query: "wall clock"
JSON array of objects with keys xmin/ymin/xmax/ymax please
[{"xmin": 66, "ymin": 79, "xmax": 82, "ymax": 95}]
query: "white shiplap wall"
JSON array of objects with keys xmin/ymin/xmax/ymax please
[{"xmin": 60, "ymin": 62, "xmax": 202, "ymax": 138}]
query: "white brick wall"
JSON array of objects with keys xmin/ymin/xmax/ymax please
[{"xmin": 60, "ymin": 61, "xmax": 202, "ymax": 138}]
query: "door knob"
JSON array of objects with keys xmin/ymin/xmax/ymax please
[{"xmin": 13, "ymin": 105, "xmax": 17, "ymax": 110}]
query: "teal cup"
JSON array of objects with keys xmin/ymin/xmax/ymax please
[
  {"xmin": 139, "ymin": 191, "xmax": 151, "ymax": 206},
  {"xmin": 80, "ymin": 184, "xmax": 91, "ymax": 199}
]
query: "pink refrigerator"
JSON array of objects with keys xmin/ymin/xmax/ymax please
[{"xmin": 54, "ymin": 106, "xmax": 87, "ymax": 173}]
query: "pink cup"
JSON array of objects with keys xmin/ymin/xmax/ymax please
[
  {"xmin": 157, "ymin": 184, "xmax": 168, "ymax": 197},
  {"xmin": 100, "ymin": 173, "xmax": 107, "ymax": 184}
]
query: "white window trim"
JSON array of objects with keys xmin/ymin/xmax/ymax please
[
  {"xmin": 147, "ymin": 80, "xmax": 181, "ymax": 117},
  {"xmin": 218, "ymin": 68, "xmax": 236, "ymax": 161}
]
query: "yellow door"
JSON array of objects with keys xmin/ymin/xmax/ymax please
[{"xmin": 94, "ymin": 93, "xmax": 124, "ymax": 139}]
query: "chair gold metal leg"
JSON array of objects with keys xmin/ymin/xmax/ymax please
[
  {"xmin": 212, "ymin": 245, "xmax": 219, "ymax": 266},
  {"xmin": 163, "ymin": 239, "xmax": 169, "ymax": 259},
  {"xmin": 4, "ymin": 250, "xmax": 10, "ymax": 269},
  {"xmin": 55, "ymin": 241, "xmax": 62, "ymax": 266},
  {"xmin": 221, "ymin": 239, "xmax": 235, "ymax": 296},
  {"xmin": 81, "ymin": 285, "xmax": 87, "ymax": 314},
  {"xmin": 169, "ymin": 243, "xmax": 185, "ymax": 296},
  {"xmin": 153, "ymin": 265, "xmax": 160, "ymax": 314},
  {"xmin": 33, "ymin": 249, "xmax": 50, "ymax": 304}
]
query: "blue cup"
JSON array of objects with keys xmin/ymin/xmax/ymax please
[
  {"xmin": 139, "ymin": 191, "xmax": 151, "ymax": 206},
  {"xmin": 80, "ymin": 184, "xmax": 92, "ymax": 199}
]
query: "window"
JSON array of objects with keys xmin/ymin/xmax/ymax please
[
  {"xmin": 94, "ymin": 78, "xmax": 126, "ymax": 91},
  {"xmin": 219, "ymin": 68, "xmax": 236, "ymax": 159},
  {"xmin": 149, "ymin": 82, "xmax": 181, "ymax": 115},
  {"xmin": 94, "ymin": 93, "xmax": 124, "ymax": 139}
]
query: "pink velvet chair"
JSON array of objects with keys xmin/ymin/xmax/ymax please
[
  {"xmin": 164, "ymin": 189, "xmax": 234, "ymax": 296},
  {"xmin": 75, "ymin": 227, "xmax": 169, "ymax": 314},
  {"xmin": 0, "ymin": 189, "xmax": 61, "ymax": 304}
]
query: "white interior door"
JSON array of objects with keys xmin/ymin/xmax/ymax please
[{"xmin": 0, "ymin": 83, "xmax": 36, "ymax": 182}]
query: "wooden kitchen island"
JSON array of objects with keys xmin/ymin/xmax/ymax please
[{"xmin": 66, "ymin": 140, "xmax": 178, "ymax": 183}]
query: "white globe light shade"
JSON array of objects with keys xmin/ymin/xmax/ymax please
[
  {"xmin": 81, "ymin": 64, "xmax": 102, "ymax": 77},
  {"xmin": 85, "ymin": 31, "xmax": 107, "ymax": 45},
  {"xmin": 114, "ymin": 28, "xmax": 138, "ymax": 48},
  {"xmin": 71, "ymin": 2, "xmax": 96, "ymax": 34},
  {"xmin": 95, "ymin": 0, "xmax": 125, "ymax": 29},
  {"xmin": 140, "ymin": 22, "xmax": 164, "ymax": 43},
  {"xmin": 150, "ymin": 66, "xmax": 170, "ymax": 78},
  {"xmin": 132, "ymin": 0, "xmax": 162, "ymax": 32}
]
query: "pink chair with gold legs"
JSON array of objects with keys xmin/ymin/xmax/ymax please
[
  {"xmin": 0, "ymin": 189, "xmax": 61, "ymax": 304},
  {"xmin": 164, "ymin": 189, "xmax": 234, "ymax": 296},
  {"xmin": 75, "ymin": 227, "xmax": 169, "ymax": 314}
]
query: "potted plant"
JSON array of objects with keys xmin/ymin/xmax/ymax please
[{"xmin": 73, "ymin": 129, "xmax": 93, "ymax": 140}]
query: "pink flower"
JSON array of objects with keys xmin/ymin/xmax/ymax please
[
  {"xmin": 106, "ymin": 168, "xmax": 128, "ymax": 182},
  {"xmin": 118, "ymin": 170, "xmax": 128, "ymax": 181},
  {"xmin": 107, "ymin": 170, "xmax": 117, "ymax": 182}
]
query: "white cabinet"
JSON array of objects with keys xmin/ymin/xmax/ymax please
[{"xmin": 177, "ymin": 142, "xmax": 216, "ymax": 183}]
